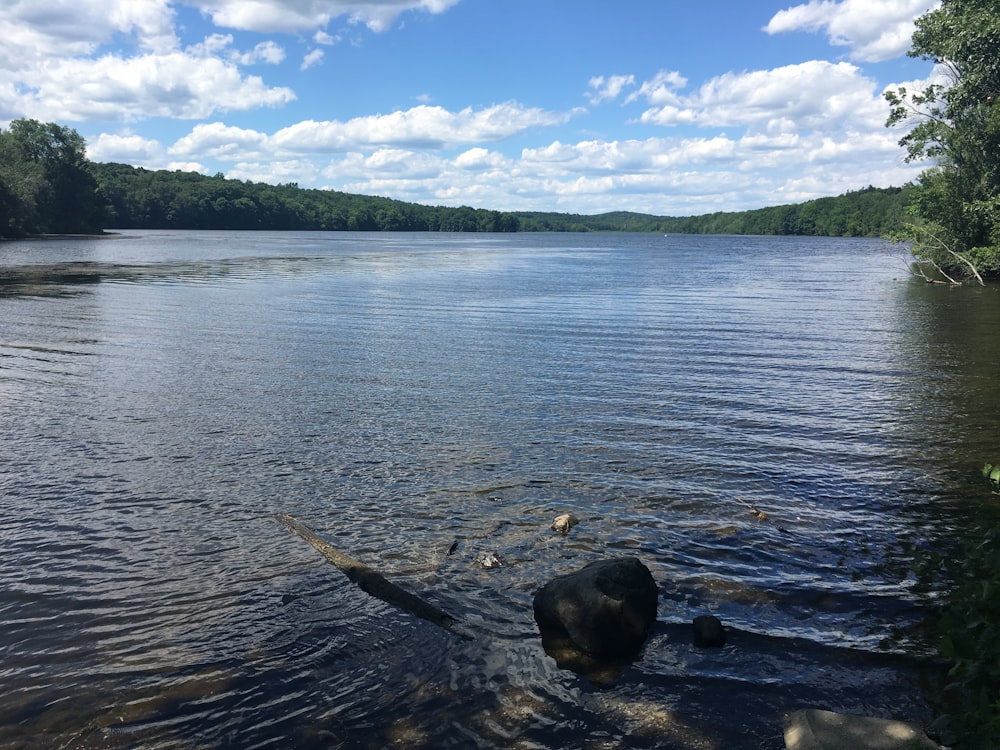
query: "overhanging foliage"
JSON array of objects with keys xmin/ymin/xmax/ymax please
[{"xmin": 885, "ymin": 0, "xmax": 1000, "ymax": 283}]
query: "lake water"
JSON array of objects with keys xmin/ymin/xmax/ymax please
[{"xmin": 2, "ymin": 230, "xmax": 998, "ymax": 749}]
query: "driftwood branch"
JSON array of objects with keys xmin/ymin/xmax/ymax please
[
  {"xmin": 277, "ymin": 513, "xmax": 473, "ymax": 639},
  {"xmin": 915, "ymin": 257, "xmax": 959, "ymax": 285},
  {"xmin": 905, "ymin": 223, "xmax": 986, "ymax": 286},
  {"xmin": 946, "ymin": 247, "xmax": 986, "ymax": 286}
]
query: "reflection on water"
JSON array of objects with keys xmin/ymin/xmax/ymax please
[{"xmin": 1, "ymin": 230, "xmax": 998, "ymax": 748}]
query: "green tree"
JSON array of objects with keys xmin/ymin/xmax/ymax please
[
  {"xmin": 0, "ymin": 119, "xmax": 106, "ymax": 236},
  {"xmin": 885, "ymin": 0, "xmax": 1000, "ymax": 283},
  {"xmin": 0, "ymin": 126, "xmax": 46, "ymax": 236}
]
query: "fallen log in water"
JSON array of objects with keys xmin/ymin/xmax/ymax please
[{"xmin": 277, "ymin": 513, "xmax": 473, "ymax": 639}]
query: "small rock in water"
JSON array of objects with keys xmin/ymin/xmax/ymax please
[
  {"xmin": 692, "ymin": 614, "xmax": 726, "ymax": 648},
  {"xmin": 475, "ymin": 551, "xmax": 504, "ymax": 568},
  {"xmin": 550, "ymin": 513, "xmax": 580, "ymax": 535},
  {"xmin": 316, "ymin": 729, "xmax": 342, "ymax": 745}
]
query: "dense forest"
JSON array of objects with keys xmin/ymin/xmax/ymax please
[
  {"xmin": 91, "ymin": 160, "xmax": 909, "ymax": 237},
  {"xmin": 89, "ymin": 161, "xmax": 521, "ymax": 233},
  {"xmin": 1, "ymin": 117, "xmax": 911, "ymax": 240},
  {"xmin": 516, "ymin": 185, "xmax": 911, "ymax": 236}
]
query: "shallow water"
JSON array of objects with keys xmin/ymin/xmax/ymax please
[{"xmin": 2, "ymin": 230, "xmax": 998, "ymax": 749}]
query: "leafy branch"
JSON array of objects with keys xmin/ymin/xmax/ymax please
[
  {"xmin": 882, "ymin": 0, "xmax": 1000, "ymax": 283},
  {"xmin": 896, "ymin": 220, "xmax": 987, "ymax": 285}
]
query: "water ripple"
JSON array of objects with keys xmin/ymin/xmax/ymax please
[{"xmin": 1, "ymin": 231, "xmax": 988, "ymax": 748}]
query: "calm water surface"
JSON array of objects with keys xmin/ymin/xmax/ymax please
[{"xmin": 2, "ymin": 231, "xmax": 999, "ymax": 749}]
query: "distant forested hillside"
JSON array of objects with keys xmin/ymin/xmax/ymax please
[
  {"xmin": 91, "ymin": 161, "xmax": 909, "ymax": 238},
  {"xmin": 1, "ymin": 117, "xmax": 911, "ymax": 239},
  {"xmin": 516, "ymin": 185, "xmax": 911, "ymax": 237},
  {"xmin": 89, "ymin": 162, "xmax": 521, "ymax": 233}
]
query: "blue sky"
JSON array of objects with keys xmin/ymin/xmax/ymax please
[{"xmin": 0, "ymin": 0, "xmax": 942, "ymax": 216}]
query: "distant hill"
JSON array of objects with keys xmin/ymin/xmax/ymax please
[
  {"xmin": 515, "ymin": 185, "xmax": 911, "ymax": 237},
  {"xmin": 88, "ymin": 161, "xmax": 910, "ymax": 238}
]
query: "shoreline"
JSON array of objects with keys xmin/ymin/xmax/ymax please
[{"xmin": 0, "ymin": 232, "xmax": 123, "ymax": 241}]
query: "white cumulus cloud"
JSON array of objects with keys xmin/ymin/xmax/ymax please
[
  {"xmin": 454, "ymin": 147, "xmax": 508, "ymax": 170},
  {"xmin": 587, "ymin": 75, "xmax": 636, "ymax": 105},
  {"xmin": 314, "ymin": 30, "xmax": 341, "ymax": 45},
  {"xmin": 170, "ymin": 122, "xmax": 271, "ymax": 159},
  {"xmin": 0, "ymin": 0, "xmax": 178, "ymax": 64},
  {"xmin": 764, "ymin": 0, "xmax": 941, "ymax": 62},
  {"xmin": 636, "ymin": 61, "xmax": 886, "ymax": 135},
  {"xmin": 271, "ymin": 102, "xmax": 574, "ymax": 151},
  {"xmin": 239, "ymin": 40, "xmax": 287, "ymax": 65},
  {"xmin": 0, "ymin": 2, "xmax": 296, "ymax": 122},
  {"xmin": 13, "ymin": 51, "xmax": 296, "ymax": 121},
  {"xmin": 301, "ymin": 49, "xmax": 325, "ymax": 70},
  {"xmin": 86, "ymin": 131, "xmax": 166, "ymax": 163},
  {"xmin": 187, "ymin": 0, "xmax": 463, "ymax": 33},
  {"xmin": 625, "ymin": 70, "xmax": 687, "ymax": 106}
]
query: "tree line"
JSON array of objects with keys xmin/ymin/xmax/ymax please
[
  {"xmin": 89, "ymin": 161, "xmax": 521, "ymax": 233},
  {"xmin": 0, "ymin": 131, "xmax": 913, "ymax": 241},
  {"xmin": 517, "ymin": 186, "xmax": 911, "ymax": 237},
  {"xmin": 91, "ymin": 163, "xmax": 911, "ymax": 237},
  {"xmin": 0, "ymin": 115, "xmax": 972, "ymax": 252}
]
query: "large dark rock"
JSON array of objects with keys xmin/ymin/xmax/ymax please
[{"xmin": 532, "ymin": 557, "xmax": 658, "ymax": 658}]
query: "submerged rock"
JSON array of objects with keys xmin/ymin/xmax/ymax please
[
  {"xmin": 692, "ymin": 614, "xmax": 726, "ymax": 648},
  {"xmin": 532, "ymin": 557, "xmax": 658, "ymax": 658},
  {"xmin": 550, "ymin": 513, "xmax": 580, "ymax": 535}
]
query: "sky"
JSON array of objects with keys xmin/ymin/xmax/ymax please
[{"xmin": 0, "ymin": 0, "xmax": 944, "ymax": 216}]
